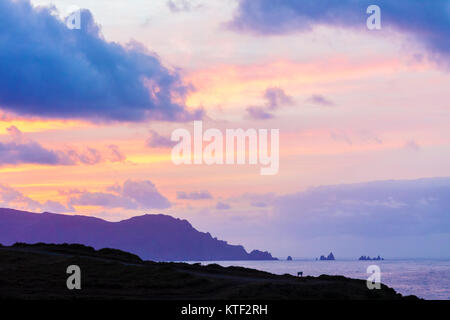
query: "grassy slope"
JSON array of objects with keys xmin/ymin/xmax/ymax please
[{"xmin": 0, "ymin": 243, "xmax": 418, "ymax": 300}]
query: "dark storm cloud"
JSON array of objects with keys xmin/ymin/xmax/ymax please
[
  {"xmin": 0, "ymin": 0, "xmax": 202, "ymax": 122},
  {"xmin": 228, "ymin": 0, "xmax": 450, "ymax": 63}
]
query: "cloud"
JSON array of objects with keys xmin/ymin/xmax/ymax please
[
  {"xmin": 0, "ymin": 140, "xmax": 69, "ymax": 166},
  {"xmin": 0, "ymin": 184, "xmax": 40, "ymax": 210},
  {"xmin": 0, "ymin": 0, "xmax": 202, "ymax": 122},
  {"xmin": 307, "ymin": 94, "xmax": 335, "ymax": 107},
  {"xmin": 0, "ymin": 184, "xmax": 72, "ymax": 212},
  {"xmin": 404, "ymin": 140, "xmax": 421, "ymax": 151},
  {"xmin": 330, "ymin": 131, "xmax": 353, "ymax": 145},
  {"xmin": 106, "ymin": 144, "xmax": 126, "ymax": 162},
  {"xmin": 0, "ymin": 126, "xmax": 126, "ymax": 166},
  {"xmin": 250, "ymin": 201, "xmax": 268, "ymax": 208},
  {"xmin": 58, "ymin": 188, "xmax": 84, "ymax": 196},
  {"xmin": 228, "ymin": 0, "xmax": 450, "ymax": 64},
  {"xmin": 69, "ymin": 180, "xmax": 171, "ymax": 209},
  {"xmin": 264, "ymin": 87, "xmax": 294, "ymax": 110},
  {"xmin": 227, "ymin": 192, "xmax": 277, "ymax": 208},
  {"xmin": 167, "ymin": 0, "xmax": 202, "ymax": 13},
  {"xmin": 216, "ymin": 202, "xmax": 231, "ymax": 210},
  {"xmin": 6, "ymin": 125, "xmax": 21, "ymax": 138},
  {"xmin": 246, "ymin": 87, "xmax": 294, "ymax": 120},
  {"xmin": 146, "ymin": 130, "xmax": 176, "ymax": 148},
  {"xmin": 177, "ymin": 191, "xmax": 213, "ymax": 200},
  {"xmin": 42, "ymin": 200, "xmax": 74, "ymax": 213},
  {"xmin": 272, "ymin": 178, "xmax": 450, "ymax": 238},
  {"xmin": 245, "ymin": 106, "xmax": 274, "ymax": 120},
  {"xmin": 65, "ymin": 145, "xmax": 126, "ymax": 165},
  {"xmin": 69, "ymin": 191, "xmax": 137, "ymax": 209},
  {"xmin": 329, "ymin": 129, "xmax": 383, "ymax": 146},
  {"xmin": 193, "ymin": 178, "xmax": 450, "ymax": 258}
]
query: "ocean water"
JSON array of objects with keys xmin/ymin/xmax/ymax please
[{"xmin": 190, "ymin": 259, "xmax": 450, "ymax": 300}]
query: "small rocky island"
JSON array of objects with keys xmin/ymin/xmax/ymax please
[
  {"xmin": 319, "ymin": 252, "xmax": 335, "ymax": 261},
  {"xmin": 287, "ymin": 256, "xmax": 293, "ymax": 261},
  {"xmin": 359, "ymin": 255, "xmax": 384, "ymax": 261}
]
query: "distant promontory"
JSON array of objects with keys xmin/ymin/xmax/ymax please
[{"xmin": 0, "ymin": 208, "xmax": 277, "ymax": 261}]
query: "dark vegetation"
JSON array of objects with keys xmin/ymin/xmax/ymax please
[{"xmin": 0, "ymin": 243, "xmax": 419, "ymax": 300}]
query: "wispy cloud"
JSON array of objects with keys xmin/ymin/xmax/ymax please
[
  {"xmin": 0, "ymin": 184, "xmax": 73, "ymax": 212},
  {"xmin": 246, "ymin": 87, "xmax": 294, "ymax": 120},
  {"xmin": 177, "ymin": 191, "xmax": 213, "ymax": 200},
  {"xmin": 245, "ymin": 107, "xmax": 274, "ymax": 120},
  {"xmin": 216, "ymin": 201, "xmax": 231, "ymax": 210},
  {"xmin": 146, "ymin": 130, "xmax": 176, "ymax": 148},
  {"xmin": 0, "ymin": 126, "xmax": 125, "ymax": 166},
  {"xmin": 167, "ymin": 0, "xmax": 203, "ymax": 13},
  {"xmin": 228, "ymin": 0, "xmax": 450, "ymax": 65},
  {"xmin": 404, "ymin": 139, "xmax": 421, "ymax": 151},
  {"xmin": 307, "ymin": 94, "xmax": 335, "ymax": 107},
  {"xmin": 69, "ymin": 180, "xmax": 171, "ymax": 210}
]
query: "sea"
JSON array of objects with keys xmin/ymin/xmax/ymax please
[{"xmin": 188, "ymin": 259, "xmax": 450, "ymax": 300}]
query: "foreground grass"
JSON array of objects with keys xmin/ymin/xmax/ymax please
[{"xmin": 0, "ymin": 243, "xmax": 418, "ymax": 300}]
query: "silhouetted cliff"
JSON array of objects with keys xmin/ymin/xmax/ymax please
[{"xmin": 0, "ymin": 208, "xmax": 277, "ymax": 261}]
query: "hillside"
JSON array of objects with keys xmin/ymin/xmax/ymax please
[
  {"xmin": 0, "ymin": 243, "xmax": 418, "ymax": 300},
  {"xmin": 0, "ymin": 208, "xmax": 276, "ymax": 261}
]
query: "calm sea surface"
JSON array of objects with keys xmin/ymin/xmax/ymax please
[{"xmin": 188, "ymin": 259, "xmax": 450, "ymax": 300}]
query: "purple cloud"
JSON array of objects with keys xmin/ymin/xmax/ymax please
[
  {"xmin": 0, "ymin": 0, "xmax": 203, "ymax": 122},
  {"xmin": 177, "ymin": 191, "xmax": 213, "ymax": 200},
  {"xmin": 167, "ymin": 0, "xmax": 202, "ymax": 13},
  {"xmin": 69, "ymin": 180, "xmax": 171, "ymax": 210},
  {"xmin": 330, "ymin": 131, "xmax": 353, "ymax": 145},
  {"xmin": 0, "ymin": 184, "xmax": 72, "ymax": 212},
  {"xmin": 0, "ymin": 140, "xmax": 68, "ymax": 166},
  {"xmin": 69, "ymin": 192, "xmax": 138, "ymax": 209},
  {"xmin": 0, "ymin": 127, "xmax": 126, "ymax": 166},
  {"xmin": 307, "ymin": 94, "xmax": 335, "ymax": 107},
  {"xmin": 246, "ymin": 87, "xmax": 294, "ymax": 120},
  {"xmin": 106, "ymin": 145, "xmax": 126, "ymax": 162},
  {"xmin": 200, "ymin": 178, "xmax": 450, "ymax": 258},
  {"xmin": 245, "ymin": 106, "xmax": 274, "ymax": 120},
  {"xmin": 216, "ymin": 202, "xmax": 231, "ymax": 210},
  {"xmin": 251, "ymin": 201, "xmax": 268, "ymax": 208},
  {"xmin": 146, "ymin": 130, "xmax": 176, "ymax": 148},
  {"xmin": 264, "ymin": 87, "xmax": 294, "ymax": 110},
  {"xmin": 404, "ymin": 140, "xmax": 421, "ymax": 151},
  {"xmin": 273, "ymin": 178, "xmax": 450, "ymax": 238},
  {"xmin": 228, "ymin": 0, "xmax": 450, "ymax": 64}
]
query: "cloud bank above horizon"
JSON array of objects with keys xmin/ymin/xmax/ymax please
[
  {"xmin": 228, "ymin": 0, "xmax": 450, "ymax": 65},
  {"xmin": 0, "ymin": 0, "xmax": 448, "ymax": 258}
]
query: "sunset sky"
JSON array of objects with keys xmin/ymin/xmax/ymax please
[{"xmin": 1, "ymin": 0, "xmax": 449, "ymax": 257}]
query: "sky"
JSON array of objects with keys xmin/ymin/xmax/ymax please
[{"xmin": 0, "ymin": 0, "xmax": 449, "ymax": 258}]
